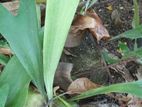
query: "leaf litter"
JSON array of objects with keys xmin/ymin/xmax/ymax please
[{"xmin": 65, "ymin": 9, "xmax": 110, "ymax": 48}]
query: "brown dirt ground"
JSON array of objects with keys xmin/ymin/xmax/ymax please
[{"xmin": 61, "ymin": 0, "xmax": 142, "ymax": 106}]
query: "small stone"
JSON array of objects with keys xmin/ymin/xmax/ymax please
[
  {"xmin": 98, "ymin": 9, "xmax": 102, "ymax": 12},
  {"xmin": 120, "ymin": 6, "xmax": 124, "ymax": 10}
]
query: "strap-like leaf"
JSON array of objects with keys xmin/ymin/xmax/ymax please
[
  {"xmin": 43, "ymin": 0, "xmax": 79, "ymax": 99},
  {"xmin": 71, "ymin": 80, "xmax": 142, "ymax": 101}
]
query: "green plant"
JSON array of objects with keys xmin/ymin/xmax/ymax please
[
  {"xmin": 0, "ymin": 0, "xmax": 79, "ymax": 106},
  {"xmin": 43, "ymin": 0, "xmax": 79, "ymax": 100},
  {"xmin": 132, "ymin": 0, "xmax": 140, "ymax": 28},
  {"xmin": 0, "ymin": 0, "xmax": 142, "ymax": 107}
]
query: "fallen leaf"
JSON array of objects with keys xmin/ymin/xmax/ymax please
[
  {"xmin": 65, "ymin": 15, "xmax": 96, "ymax": 48},
  {"xmin": 106, "ymin": 5, "xmax": 113, "ymax": 11},
  {"xmin": 63, "ymin": 49, "xmax": 77, "ymax": 57},
  {"xmin": 65, "ymin": 11, "xmax": 110, "ymax": 47},
  {"xmin": 2, "ymin": 0, "xmax": 19, "ymax": 16},
  {"xmin": 0, "ymin": 48, "xmax": 12, "ymax": 55},
  {"xmin": 86, "ymin": 10, "xmax": 103, "ymax": 24},
  {"xmin": 127, "ymin": 95, "xmax": 142, "ymax": 107},
  {"xmin": 65, "ymin": 30, "xmax": 84, "ymax": 48},
  {"xmin": 54, "ymin": 62, "xmax": 73, "ymax": 90},
  {"xmin": 108, "ymin": 93, "xmax": 131, "ymax": 106},
  {"xmin": 53, "ymin": 86, "xmax": 60, "ymax": 96},
  {"xmin": 67, "ymin": 77, "xmax": 101, "ymax": 94},
  {"xmin": 72, "ymin": 15, "xmax": 96, "ymax": 32},
  {"xmin": 87, "ymin": 10, "xmax": 110, "ymax": 41}
]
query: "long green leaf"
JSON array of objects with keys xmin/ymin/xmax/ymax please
[
  {"xmin": 132, "ymin": 0, "xmax": 140, "ymax": 28},
  {"xmin": 111, "ymin": 25, "xmax": 142, "ymax": 40},
  {"xmin": 88, "ymin": 0, "xmax": 97, "ymax": 8},
  {"xmin": 0, "ymin": 0, "xmax": 45, "ymax": 94},
  {"xmin": 43, "ymin": 0, "xmax": 79, "ymax": 100},
  {"xmin": 122, "ymin": 25, "xmax": 142, "ymax": 39},
  {"xmin": 0, "ymin": 56, "xmax": 31, "ymax": 107},
  {"xmin": 70, "ymin": 80, "xmax": 142, "ymax": 101},
  {"xmin": 0, "ymin": 85, "xmax": 9, "ymax": 107}
]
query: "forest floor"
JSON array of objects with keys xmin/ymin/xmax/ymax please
[{"xmin": 61, "ymin": 0, "xmax": 142, "ymax": 106}]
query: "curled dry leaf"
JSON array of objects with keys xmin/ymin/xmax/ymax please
[
  {"xmin": 65, "ymin": 15, "xmax": 96, "ymax": 48},
  {"xmin": 72, "ymin": 15, "xmax": 96, "ymax": 32},
  {"xmin": 87, "ymin": 10, "xmax": 110, "ymax": 41},
  {"xmin": 54, "ymin": 62, "xmax": 73, "ymax": 90},
  {"xmin": 2, "ymin": 0, "xmax": 19, "ymax": 16},
  {"xmin": 53, "ymin": 86, "xmax": 60, "ymax": 96},
  {"xmin": 65, "ymin": 30, "xmax": 84, "ymax": 48},
  {"xmin": 67, "ymin": 77, "xmax": 101, "ymax": 94},
  {"xmin": 65, "ymin": 10, "xmax": 110, "ymax": 47}
]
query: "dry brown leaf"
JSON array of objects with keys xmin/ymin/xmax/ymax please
[
  {"xmin": 87, "ymin": 10, "xmax": 110, "ymax": 41},
  {"xmin": 63, "ymin": 49, "xmax": 77, "ymax": 57},
  {"xmin": 65, "ymin": 30, "xmax": 84, "ymax": 48},
  {"xmin": 65, "ymin": 15, "xmax": 95, "ymax": 48},
  {"xmin": 2, "ymin": 0, "xmax": 19, "ymax": 16},
  {"xmin": 53, "ymin": 86, "xmax": 60, "ymax": 96},
  {"xmin": 86, "ymin": 10, "xmax": 103, "ymax": 24},
  {"xmin": 65, "ymin": 10, "xmax": 110, "ymax": 47},
  {"xmin": 67, "ymin": 77, "xmax": 101, "ymax": 94},
  {"xmin": 54, "ymin": 62, "xmax": 73, "ymax": 90},
  {"xmin": 0, "ymin": 48, "xmax": 12, "ymax": 55},
  {"xmin": 127, "ymin": 95, "xmax": 142, "ymax": 107},
  {"xmin": 72, "ymin": 15, "xmax": 96, "ymax": 32}
]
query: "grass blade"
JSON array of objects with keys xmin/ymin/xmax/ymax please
[
  {"xmin": 132, "ymin": 0, "xmax": 140, "ymax": 28},
  {"xmin": 71, "ymin": 80, "xmax": 142, "ymax": 101},
  {"xmin": 111, "ymin": 25, "xmax": 142, "ymax": 40},
  {"xmin": 88, "ymin": 0, "xmax": 97, "ymax": 8},
  {"xmin": 43, "ymin": 0, "xmax": 79, "ymax": 100}
]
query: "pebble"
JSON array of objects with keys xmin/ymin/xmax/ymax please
[{"xmin": 120, "ymin": 6, "xmax": 124, "ymax": 10}]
